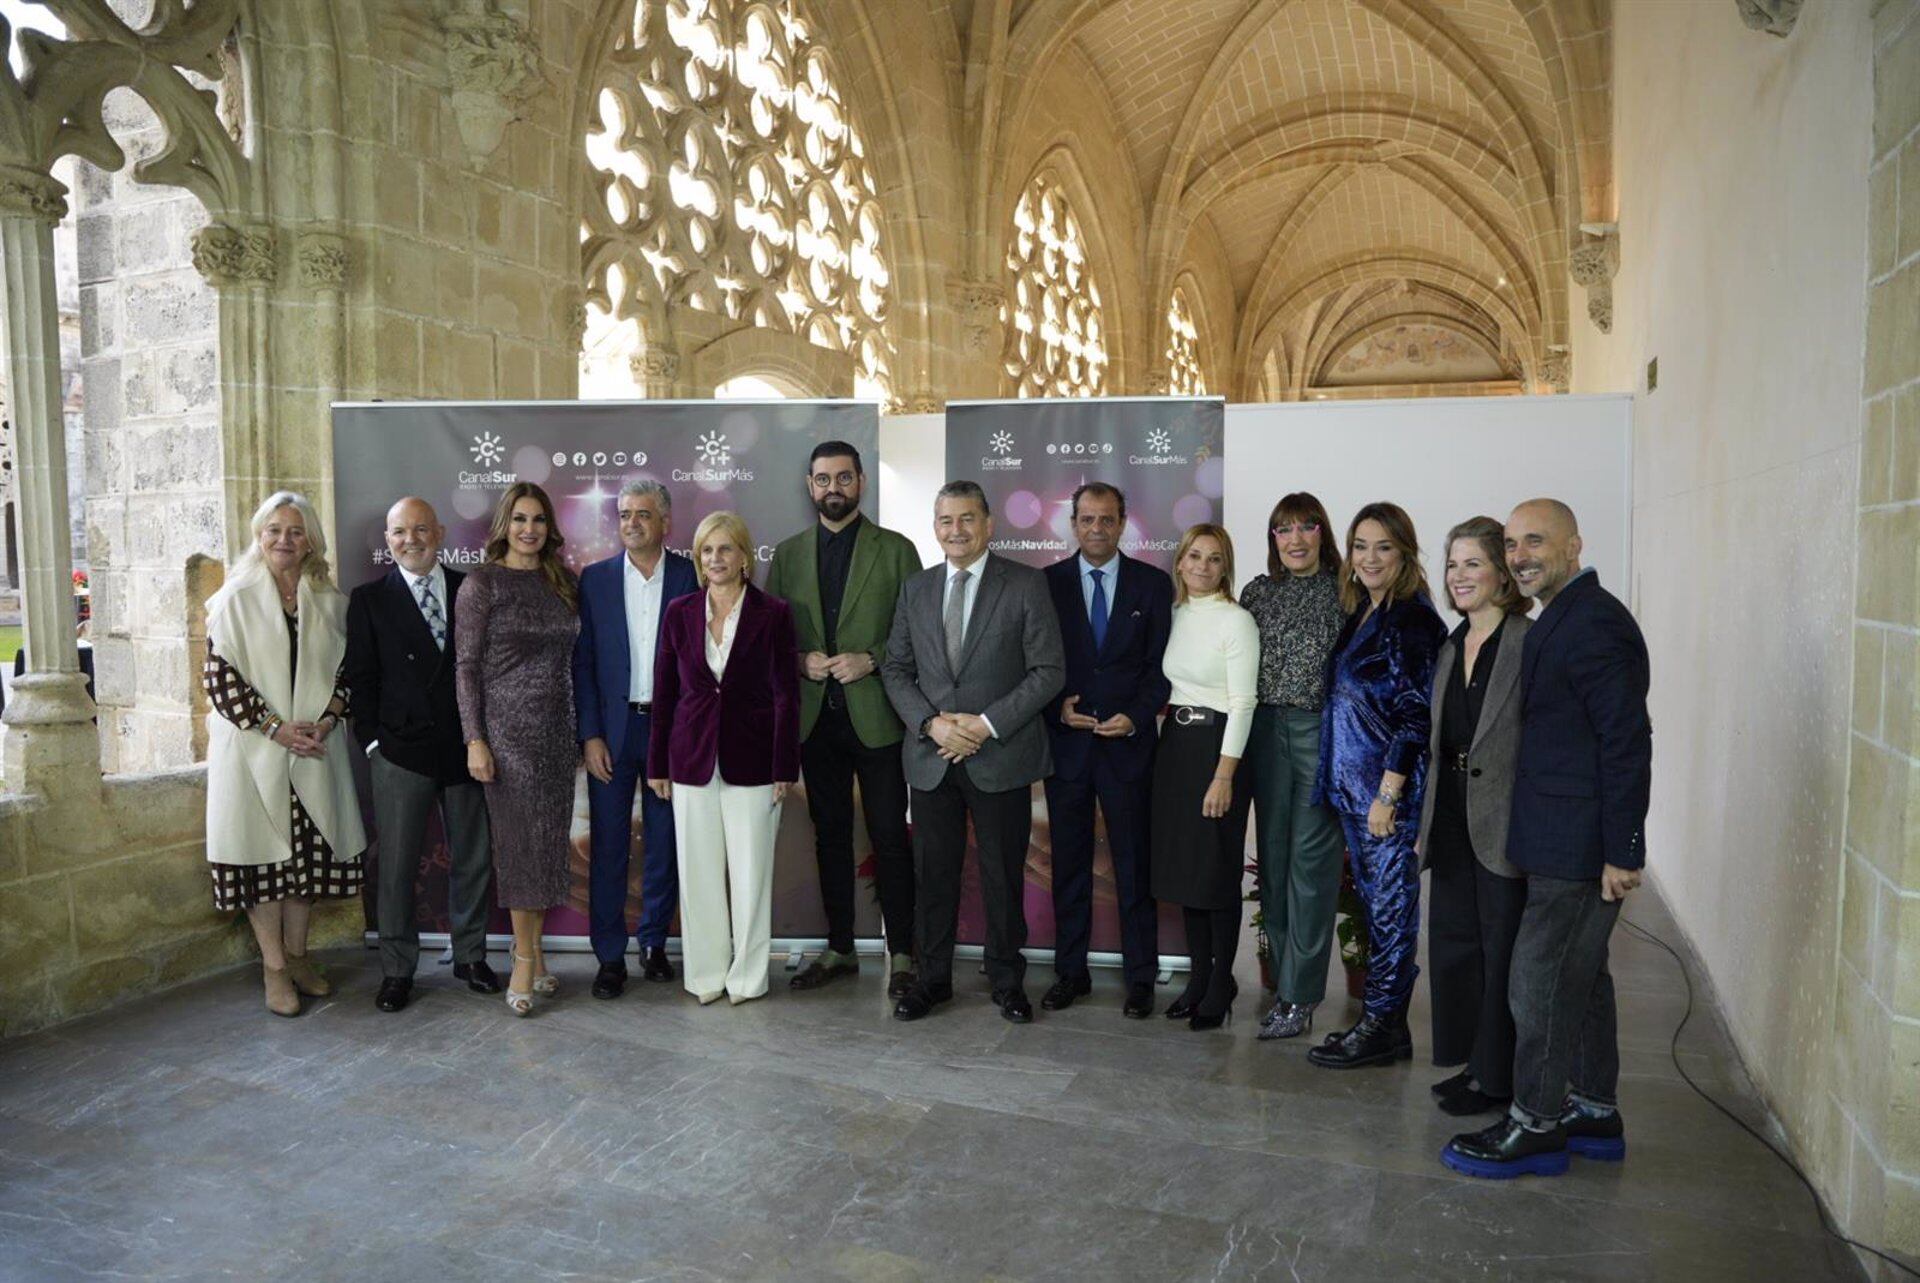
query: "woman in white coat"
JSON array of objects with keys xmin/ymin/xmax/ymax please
[{"xmin": 203, "ymin": 492, "xmax": 367, "ymax": 1016}]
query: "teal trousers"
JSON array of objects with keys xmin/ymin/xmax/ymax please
[{"xmin": 1248, "ymin": 705, "xmax": 1346, "ymax": 1004}]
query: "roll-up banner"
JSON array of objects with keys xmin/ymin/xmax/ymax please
[
  {"xmin": 330, "ymin": 399, "xmax": 883, "ymax": 945},
  {"xmin": 943, "ymin": 397, "xmax": 1226, "ymax": 958}
]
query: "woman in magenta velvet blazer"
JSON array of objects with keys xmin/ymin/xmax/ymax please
[{"xmin": 647, "ymin": 511, "xmax": 800, "ymax": 1004}]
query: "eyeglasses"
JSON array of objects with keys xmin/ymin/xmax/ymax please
[
  {"xmin": 810, "ymin": 471, "xmax": 859, "ymax": 489},
  {"xmin": 1271, "ymin": 522, "xmax": 1320, "ymax": 536}
]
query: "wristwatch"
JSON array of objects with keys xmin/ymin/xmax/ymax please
[{"xmin": 919, "ymin": 714, "xmax": 936, "ymax": 739}]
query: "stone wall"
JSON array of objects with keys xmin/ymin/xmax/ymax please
[
  {"xmin": 1841, "ymin": 0, "xmax": 1920, "ymax": 1259},
  {"xmin": 73, "ymin": 93, "xmax": 225, "ymax": 776},
  {"xmin": 0, "ymin": 767, "xmax": 240, "ymax": 1037}
]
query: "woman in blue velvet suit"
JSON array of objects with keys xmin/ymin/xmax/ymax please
[{"xmin": 1307, "ymin": 501, "xmax": 1445, "ymax": 1069}]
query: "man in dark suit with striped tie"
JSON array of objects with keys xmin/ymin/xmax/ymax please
[{"xmin": 346, "ymin": 497, "xmax": 499, "ymax": 1012}]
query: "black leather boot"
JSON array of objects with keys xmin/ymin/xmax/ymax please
[{"xmin": 1305, "ymin": 1008, "xmax": 1414, "ymax": 1069}]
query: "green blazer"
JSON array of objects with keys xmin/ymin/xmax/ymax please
[{"xmin": 766, "ymin": 516, "xmax": 923, "ymax": 746}]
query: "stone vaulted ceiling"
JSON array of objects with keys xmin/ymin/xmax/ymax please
[{"xmin": 1019, "ymin": 0, "xmax": 1611, "ymax": 397}]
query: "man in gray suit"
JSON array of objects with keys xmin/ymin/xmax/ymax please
[{"xmin": 882, "ymin": 481, "xmax": 1065, "ymax": 1023}]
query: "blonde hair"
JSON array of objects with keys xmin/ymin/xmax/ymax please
[
  {"xmin": 692, "ymin": 510, "xmax": 755, "ymax": 584},
  {"xmin": 209, "ymin": 490, "xmax": 335, "ymax": 614},
  {"xmin": 1172, "ymin": 523, "xmax": 1236, "ymax": 606}
]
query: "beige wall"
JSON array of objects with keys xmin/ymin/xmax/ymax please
[{"xmin": 1573, "ymin": 0, "xmax": 1880, "ymax": 1245}]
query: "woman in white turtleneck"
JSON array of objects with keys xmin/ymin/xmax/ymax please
[{"xmin": 1149, "ymin": 524, "xmax": 1259, "ymax": 1030}]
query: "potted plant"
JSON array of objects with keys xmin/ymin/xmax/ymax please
[
  {"xmin": 1334, "ymin": 849, "xmax": 1369, "ymax": 1000},
  {"xmin": 1246, "ymin": 857, "xmax": 1273, "ymax": 990}
]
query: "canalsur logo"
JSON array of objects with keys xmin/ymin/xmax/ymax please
[
  {"xmin": 674, "ymin": 432, "xmax": 753, "ymax": 483},
  {"xmin": 470, "ymin": 432, "xmax": 505, "ymax": 466},
  {"xmin": 459, "ymin": 431, "xmax": 517, "ymax": 487},
  {"xmin": 1147, "ymin": 429, "xmax": 1171, "ymax": 455},
  {"xmin": 980, "ymin": 429, "xmax": 1022, "ymax": 470}
]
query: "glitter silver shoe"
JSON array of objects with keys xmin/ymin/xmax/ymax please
[{"xmin": 1257, "ymin": 1000, "xmax": 1316, "ymax": 1041}]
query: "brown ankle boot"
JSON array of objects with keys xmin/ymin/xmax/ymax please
[
  {"xmin": 284, "ymin": 953, "xmax": 331, "ymax": 997},
  {"xmin": 263, "ymin": 964, "xmax": 301, "ymax": 1017}
]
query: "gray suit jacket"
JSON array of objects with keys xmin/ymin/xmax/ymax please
[
  {"xmin": 881, "ymin": 554, "xmax": 1065, "ymax": 793},
  {"xmin": 1416, "ymin": 614, "xmax": 1531, "ymax": 879}
]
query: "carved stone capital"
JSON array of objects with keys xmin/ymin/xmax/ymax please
[
  {"xmin": 1736, "ymin": 0, "xmax": 1802, "ymax": 37},
  {"xmin": 191, "ymin": 223, "xmax": 278, "ymax": 287},
  {"xmin": 887, "ymin": 392, "xmax": 944, "ymax": 415},
  {"xmin": 443, "ymin": 7, "xmax": 548, "ymax": 159},
  {"xmin": 631, "ymin": 349, "xmax": 681, "ymax": 381},
  {"xmin": 946, "ymin": 277, "xmax": 1006, "ymax": 359},
  {"xmin": 294, "ymin": 231, "xmax": 349, "ymax": 289},
  {"xmin": 1540, "ymin": 350, "xmax": 1571, "ymax": 394},
  {"xmin": 1569, "ymin": 229, "xmax": 1619, "ymax": 336},
  {"xmin": 0, "ymin": 164, "xmax": 69, "ymax": 224}
]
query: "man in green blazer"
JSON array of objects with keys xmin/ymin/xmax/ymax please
[{"xmin": 766, "ymin": 441, "xmax": 924, "ymax": 997}]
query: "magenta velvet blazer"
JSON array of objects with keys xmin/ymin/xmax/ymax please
[{"xmin": 648, "ymin": 582, "xmax": 800, "ymax": 787}]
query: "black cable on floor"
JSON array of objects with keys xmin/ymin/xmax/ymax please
[{"xmin": 1619, "ymin": 915, "xmax": 1920, "ymax": 1281}]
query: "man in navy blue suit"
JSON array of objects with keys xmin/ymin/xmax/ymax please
[
  {"xmin": 1443, "ymin": 498, "xmax": 1651, "ymax": 1179},
  {"xmin": 1041, "ymin": 483, "xmax": 1173, "ymax": 1018},
  {"xmin": 574, "ymin": 479, "xmax": 701, "ymax": 997}
]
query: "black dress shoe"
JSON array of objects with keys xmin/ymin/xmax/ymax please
[
  {"xmin": 1122, "ymin": 983, "xmax": 1154, "ymax": 1019},
  {"xmin": 452, "ymin": 959, "xmax": 502, "ymax": 994},
  {"xmin": 1431, "ymin": 1069, "xmax": 1473, "ymax": 1098},
  {"xmin": 591, "ymin": 961, "xmax": 628, "ymax": 1000},
  {"xmin": 641, "ymin": 947, "xmax": 676, "ymax": 982},
  {"xmin": 1189, "ymin": 978, "xmax": 1238, "ymax": 1031},
  {"xmin": 374, "ymin": 977, "xmax": 413, "ymax": 1012},
  {"xmin": 887, "ymin": 968, "xmax": 918, "ymax": 1000},
  {"xmin": 1305, "ymin": 1009, "xmax": 1413, "ymax": 1069},
  {"xmin": 1439, "ymin": 1088, "xmax": 1512, "ymax": 1117},
  {"xmin": 789, "ymin": 954, "xmax": 859, "ymax": 990},
  {"xmin": 1556, "ymin": 1102, "xmax": 1627, "ymax": 1161},
  {"xmin": 992, "ymin": 987, "xmax": 1034, "ymax": 1023},
  {"xmin": 1441, "ymin": 1117, "xmax": 1570, "ymax": 1179},
  {"xmin": 1041, "ymin": 974, "xmax": 1091, "ymax": 1010},
  {"xmin": 892, "ymin": 981, "xmax": 953, "ymax": 1021},
  {"xmin": 1164, "ymin": 990, "xmax": 1203, "ymax": 1021}
]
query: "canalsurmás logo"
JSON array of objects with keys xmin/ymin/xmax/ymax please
[
  {"xmin": 980, "ymin": 429, "xmax": 1022, "ymax": 470},
  {"xmin": 674, "ymin": 430, "xmax": 755, "ymax": 483},
  {"xmin": 1130, "ymin": 427, "xmax": 1189, "ymax": 466}
]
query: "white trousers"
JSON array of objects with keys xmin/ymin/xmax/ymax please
[{"xmin": 671, "ymin": 777, "xmax": 778, "ymax": 1002}]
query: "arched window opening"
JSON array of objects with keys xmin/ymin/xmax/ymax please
[
  {"xmin": 1165, "ymin": 288, "xmax": 1206, "ymax": 395},
  {"xmin": 1001, "ymin": 173, "xmax": 1108, "ymax": 398},
  {"xmin": 582, "ymin": 0, "xmax": 894, "ymax": 397}
]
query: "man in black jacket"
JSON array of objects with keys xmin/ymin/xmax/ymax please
[
  {"xmin": 1443, "ymin": 498, "xmax": 1650, "ymax": 1179},
  {"xmin": 345, "ymin": 497, "xmax": 499, "ymax": 1012}
]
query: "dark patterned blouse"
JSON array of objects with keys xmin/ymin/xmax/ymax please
[{"xmin": 1238, "ymin": 569, "xmax": 1344, "ymax": 711}]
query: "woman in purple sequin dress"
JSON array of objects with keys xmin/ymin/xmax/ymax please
[{"xmin": 456, "ymin": 482, "xmax": 580, "ymax": 1015}]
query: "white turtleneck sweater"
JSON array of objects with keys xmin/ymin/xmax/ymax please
[{"xmin": 1163, "ymin": 593, "xmax": 1259, "ymax": 758}]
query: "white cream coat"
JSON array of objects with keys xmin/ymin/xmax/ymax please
[{"xmin": 204, "ymin": 574, "xmax": 367, "ymax": 867}]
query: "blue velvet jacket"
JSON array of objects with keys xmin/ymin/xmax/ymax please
[{"xmin": 1312, "ymin": 593, "xmax": 1446, "ymax": 820}]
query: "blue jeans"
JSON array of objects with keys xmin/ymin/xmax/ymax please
[
  {"xmin": 1508, "ymin": 873, "xmax": 1621, "ymax": 1128},
  {"xmin": 586, "ymin": 706, "xmax": 678, "ymax": 962}
]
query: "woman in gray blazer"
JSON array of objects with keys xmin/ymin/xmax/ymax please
[{"xmin": 1417, "ymin": 516, "xmax": 1533, "ymax": 1116}]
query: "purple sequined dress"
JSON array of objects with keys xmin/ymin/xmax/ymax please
[{"xmin": 455, "ymin": 562, "xmax": 579, "ymax": 910}]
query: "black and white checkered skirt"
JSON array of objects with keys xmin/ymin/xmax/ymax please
[{"xmin": 209, "ymin": 788, "xmax": 364, "ymax": 912}]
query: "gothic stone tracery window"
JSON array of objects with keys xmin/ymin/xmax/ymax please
[
  {"xmin": 581, "ymin": 0, "xmax": 893, "ymax": 396},
  {"xmin": 1002, "ymin": 173, "xmax": 1109, "ymax": 398},
  {"xmin": 1165, "ymin": 288, "xmax": 1205, "ymax": 395}
]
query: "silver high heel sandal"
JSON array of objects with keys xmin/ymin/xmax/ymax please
[{"xmin": 505, "ymin": 951, "xmax": 536, "ymax": 1016}]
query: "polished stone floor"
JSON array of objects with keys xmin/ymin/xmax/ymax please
[{"xmin": 0, "ymin": 888, "xmax": 1870, "ymax": 1282}]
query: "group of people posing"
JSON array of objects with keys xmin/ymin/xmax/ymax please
[{"xmin": 200, "ymin": 438, "xmax": 1650, "ymax": 1181}]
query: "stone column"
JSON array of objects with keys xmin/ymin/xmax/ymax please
[{"xmin": 0, "ymin": 172, "xmax": 100, "ymax": 793}]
